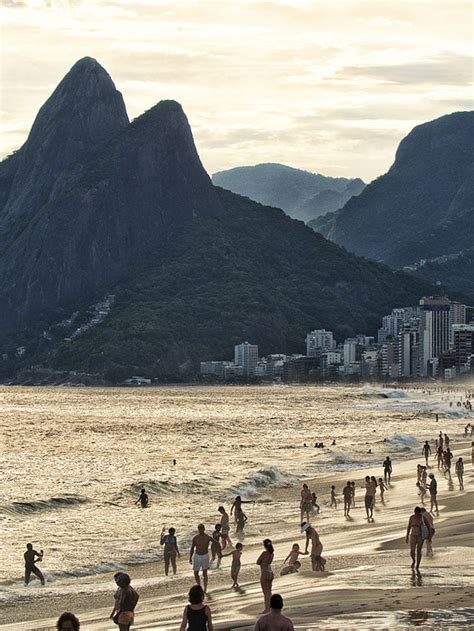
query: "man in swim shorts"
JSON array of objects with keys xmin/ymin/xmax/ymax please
[{"xmin": 189, "ymin": 524, "xmax": 218, "ymax": 594}]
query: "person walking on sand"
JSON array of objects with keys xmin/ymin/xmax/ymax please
[
  {"xmin": 420, "ymin": 507, "xmax": 435, "ymax": 557},
  {"xmin": 350, "ymin": 481, "xmax": 356, "ymax": 507},
  {"xmin": 254, "ymin": 593, "xmax": 295, "ymax": 631},
  {"xmin": 256, "ymin": 539, "xmax": 274, "ymax": 613},
  {"xmin": 330, "ymin": 485, "xmax": 338, "ymax": 509},
  {"xmin": 444, "ymin": 448, "xmax": 453, "ymax": 477},
  {"xmin": 343, "ymin": 481, "xmax": 352, "ymax": 516},
  {"xmin": 444, "ymin": 433, "xmax": 450, "ymax": 449},
  {"xmin": 222, "ymin": 542, "xmax": 243, "ymax": 588},
  {"xmin": 364, "ymin": 476, "xmax": 376, "ymax": 522},
  {"xmin": 135, "ymin": 488, "xmax": 148, "ymax": 508},
  {"xmin": 311, "ymin": 492, "xmax": 320, "ymax": 514},
  {"xmin": 301, "ymin": 522, "xmax": 325, "ymax": 571},
  {"xmin": 56, "ymin": 612, "xmax": 80, "ymax": 630},
  {"xmin": 189, "ymin": 524, "xmax": 218, "ymax": 594},
  {"xmin": 378, "ymin": 478, "xmax": 387, "ymax": 504},
  {"xmin": 110, "ymin": 573, "xmax": 139, "ymax": 631},
  {"xmin": 405, "ymin": 506, "xmax": 431, "ymax": 572},
  {"xmin": 300, "ymin": 483, "xmax": 313, "ymax": 522},
  {"xmin": 179, "ymin": 585, "xmax": 213, "ymax": 631},
  {"xmin": 455, "ymin": 457, "xmax": 464, "ymax": 490},
  {"xmin": 383, "ymin": 456, "xmax": 392, "ymax": 485},
  {"xmin": 160, "ymin": 527, "xmax": 180, "ymax": 576},
  {"xmin": 218, "ymin": 506, "xmax": 232, "ymax": 550},
  {"xmin": 427, "ymin": 473, "xmax": 439, "ymax": 516},
  {"xmin": 422, "ymin": 441, "xmax": 431, "ymax": 466},
  {"xmin": 24, "ymin": 543, "xmax": 45, "ymax": 586}
]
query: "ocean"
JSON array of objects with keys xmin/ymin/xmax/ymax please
[{"xmin": 0, "ymin": 383, "xmax": 471, "ymax": 606}]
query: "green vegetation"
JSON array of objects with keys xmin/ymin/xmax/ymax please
[{"xmin": 48, "ymin": 189, "xmax": 434, "ymax": 381}]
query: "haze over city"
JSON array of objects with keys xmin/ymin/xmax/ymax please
[{"xmin": 1, "ymin": 0, "xmax": 472, "ymax": 180}]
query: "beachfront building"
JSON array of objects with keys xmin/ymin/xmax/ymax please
[
  {"xmin": 234, "ymin": 341, "xmax": 259, "ymax": 377},
  {"xmin": 449, "ymin": 302, "xmax": 467, "ymax": 345},
  {"xmin": 306, "ymin": 329, "xmax": 336, "ymax": 356},
  {"xmin": 419, "ymin": 296, "xmax": 451, "ymax": 377},
  {"xmin": 453, "ymin": 324, "xmax": 474, "ymax": 376},
  {"xmin": 398, "ymin": 322, "xmax": 421, "ymax": 378}
]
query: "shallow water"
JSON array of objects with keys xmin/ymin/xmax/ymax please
[{"xmin": 0, "ymin": 384, "xmax": 470, "ymax": 604}]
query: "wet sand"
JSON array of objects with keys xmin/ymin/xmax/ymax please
[{"xmin": 1, "ymin": 440, "xmax": 472, "ymax": 630}]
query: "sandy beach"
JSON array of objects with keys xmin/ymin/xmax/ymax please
[{"xmin": 2, "ymin": 435, "xmax": 472, "ymax": 630}]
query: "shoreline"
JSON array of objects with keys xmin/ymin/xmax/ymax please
[{"xmin": 1, "ymin": 435, "xmax": 472, "ymax": 630}]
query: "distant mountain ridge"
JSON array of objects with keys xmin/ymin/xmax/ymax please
[
  {"xmin": 310, "ymin": 111, "xmax": 474, "ymax": 291},
  {"xmin": 0, "ymin": 58, "xmax": 441, "ymax": 381},
  {"xmin": 212, "ymin": 163, "xmax": 365, "ymax": 222}
]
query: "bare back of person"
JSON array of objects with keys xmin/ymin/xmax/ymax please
[{"xmin": 255, "ymin": 611, "xmax": 295, "ymax": 630}]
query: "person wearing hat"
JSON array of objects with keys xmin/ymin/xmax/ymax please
[
  {"xmin": 301, "ymin": 522, "xmax": 325, "ymax": 572},
  {"xmin": 427, "ymin": 473, "xmax": 439, "ymax": 516},
  {"xmin": 110, "ymin": 573, "xmax": 139, "ymax": 630}
]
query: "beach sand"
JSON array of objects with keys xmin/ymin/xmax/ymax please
[{"xmin": 1, "ymin": 438, "xmax": 472, "ymax": 630}]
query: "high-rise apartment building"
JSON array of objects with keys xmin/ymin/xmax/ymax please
[
  {"xmin": 449, "ymin": 302, "xmax": 466, "ymax": 345},
  {"xmin": 234, "ymin": 341, "xmax": 258, "ymax": 377},
  {"xmin": 453, "ymin": 324, "xmax": 474, "ymax": 375},
  {"xmin": 306, "ymin": 329, "xmax": 336, "ymax": 356},
  {"xmin": 419, "ymin": 296, "xmax": 451, "ymax": 376}
]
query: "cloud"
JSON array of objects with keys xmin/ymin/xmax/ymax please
[{"xmin": 333, "ymin": 52, "xmax": 474, "ymax": 86}]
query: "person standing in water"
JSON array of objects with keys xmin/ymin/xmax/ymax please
[
  {"xmin": 189, "ymin": 524, "xmax": 218, "ymax": 594},
  {"xmin": 160, "ymin": 527, "xmax": 180, "ymax": 576},
  {"xmin": 422, "ymin": 441, "xmax": 431, "ymax": 466},
  {"xmin": 301, "ymin": 522, "xmax": 325, "ymax": 571},
  {"xmin": 218, "ymin": 506, "xmax": 232, "ymax": 550},
  {"xmin": 455, "ymin": 457, "xmax": 464, "ymax": 490},
  {"xmin": 179, "ymin": 585, "xmax": 213, "ymax": 631},
  {"xmin": 230, "ymin": 496, "xmax": 254, "ymax": 523},
  {"xmin": 256, "ymin": 539, "xmax": 274, "ymax": 613},
  {"xmin": 135, "ymin": 489, "xmax": 148, "ymax": 508},
  {"xmin": 427, "ymin": 473, "xmax": 439, "ymax": 516},
  {"xmin": 300, "ymin": 483, "xmax": 313, "ymax": 522},
  {"xmin": 383, "ymin": 457, "xmax": 392, "ymax": 485},
  {"xmin": 24, "ymin": 543, "xmax": 45, "ymax": 586},
  {"xmin": 405, "ymin": 506, "xmax": 431, "ymax": 572},
  {"xmin": 210, "ymin": 524, "xmax": 222, "ymax": 567}
]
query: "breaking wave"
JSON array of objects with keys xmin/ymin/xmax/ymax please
[
  {"xmin": 233, "ymin": 467, "xmax": 294, "ymax": 497},
  {"xmin": 0, "ymin": 495, "xmax": 89, "ymax": 516}
]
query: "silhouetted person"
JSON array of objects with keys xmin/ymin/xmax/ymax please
[
  {"xmin": 56, "ymin": 612, "xmax": 80, "ymax": 630},
  {"xmin": 24, "ymin": 543, "xmax": 45, "ymax": 586},
  {"xmin": 136, "ymin": 488, "xmax": 149, "ymax": 508},
  {"xmin": 383, "ymin": 456, "xmax": 392, "ymax": 484}
]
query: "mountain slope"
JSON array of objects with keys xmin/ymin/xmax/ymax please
[
  {"xmin": 0, "ymin": 57, "xmax": 129, "ymax": 251},
  {"xmin": 311, "ymin": 112, "xmax": 474, "ymax": 278},
  {"xmin": 44, "ymin": 188, "xmax": 434, "ymax": 380},
  {"xmin": 212, "ymin": 163, "xmax": 365, "ymax": 222},
  {"xmin": 0, "ymin": 67, "xmax": 222, "ymax": 336}
]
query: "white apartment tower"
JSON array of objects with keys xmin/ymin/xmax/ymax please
[
  {"xmin": 306, "ymin": 329, "xmax": 335, "ymax": 356},
  {"xmin": 234, "ymin": 342, "xmax": 258, "ymax": 377}
]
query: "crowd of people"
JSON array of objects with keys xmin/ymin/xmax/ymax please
[{"xmin": 25, "ymin": 419, "xmax": 469, "ymax": 631}]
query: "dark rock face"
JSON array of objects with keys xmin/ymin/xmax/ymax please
[
  {"xmin": 0, "ymin": 63, "xmax": 222, "ymax": 334},
  {"xmin": 212, "ymin": 163, "xmax": 365, "ymax": 222},
  {"xmin": 0, "ymin": 57, "xmax": 129, "ymax": 250},
  {"xmin": 312, "ymin": 112, "xmax": 474, "ymax": 269}
]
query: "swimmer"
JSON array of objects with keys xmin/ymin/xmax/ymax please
[{"xmin": 135, "ymin": 488, "xmax": 149, "ymax": 508}]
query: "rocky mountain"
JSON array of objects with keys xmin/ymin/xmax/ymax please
[
  {"xmin": 310, "ymin": 112, "xmax": 474, "ymax": 290},
  {"xmin": 0, "ymin": 59, "xmax": 222, "ymax": 336},
  {"xmin": 212, "ymin": 163, "xmax": 365, "ymax": 222},
  {"xmin": 0, "ymin": 58, "xmax": 438, "ymax": 381}
]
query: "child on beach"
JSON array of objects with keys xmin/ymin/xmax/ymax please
[
  {"xmin": 222, "ymin": 543, "xmax": 243, "ymax": 588},
  {"xmin": 211, "ymin": 524, "xmax": 222, "ymax": 568},
  {"xmin": 311, "ymin": 492, "xmax": 320, "ymax": 513},
  {"xmin": 330, "ymin": 486, "xmax": 338, "ymax": 509},
  {"xmin": 236, "ymin": 510, "xmax": 247, "ymax": 534},
  {"xmin": 378, "ymin": 478, "xmax": 387, "ymax": 504},
  {"xmin": 280, "ymin": 543, "xmax": 307, "ymax": 576},
  {"xmin": 350, "ymin": 481, "xmax": 356, "ymax": 507},
  {"xmin": 416, "ymin": 481, "xmax": 427, "ymax": 503}
]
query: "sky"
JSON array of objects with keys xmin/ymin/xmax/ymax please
[{"xmin": 0, "ymin": 0, "xmax": 472, "ymax": 182}]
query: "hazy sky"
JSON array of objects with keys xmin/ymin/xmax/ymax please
[{"xmin": 1, "ymin": 0, "xmax": 472, "ymax": 181}]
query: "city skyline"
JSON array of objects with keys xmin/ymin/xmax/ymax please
[{"xmin": 1, "ymin": 0, "xmax": 472, "ymax": 181}]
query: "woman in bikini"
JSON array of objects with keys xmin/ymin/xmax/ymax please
[
  {"xmin": 256, "ymin": 539, "xmax": 274, "ymax": 613},
  {"xmin": 405, "ymin": 506, "xmax": 431, "ymax": 571}
]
